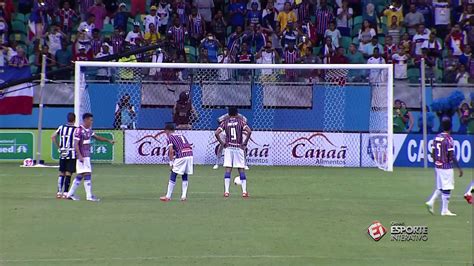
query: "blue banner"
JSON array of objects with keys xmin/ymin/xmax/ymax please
[{"xmin": 393, "ymin": 134, "xmax": 473, "ymax": 168}]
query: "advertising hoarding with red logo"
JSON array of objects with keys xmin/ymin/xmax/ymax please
[{"xmin": 125, "ymin": 130, "xmax": 361, "ymax": 166}]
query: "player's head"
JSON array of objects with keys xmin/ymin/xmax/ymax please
[
  {"xmin": 82, "ymin": 113, "xmax": 94, "ymax": 128},
  {"xmin": 67, "ymin": 112, "xmax": 76, "ymax": 124},
  {"xmin": 164, "ymin": 123, "xmax": 175, "ymax": 133},
  {"xmin": 441, "ymin": 117, "xmax": 452, "ymax": 133},
  {"xmin": 228, "ymin": 107, "xmax": 238, "ymax": 117}
]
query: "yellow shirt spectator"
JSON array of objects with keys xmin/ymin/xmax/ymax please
[
  {"xmin": 119, "ymin": 55, "xmax": 137, "ymax": 79},
  {"xmin": 144, "ymin": 31, "xmax": 161, "ymax": 45},
  {"xmin": 277, "ymin": 10, "xmax": 297, "ymax": 32},
  {"xmin": 383, "ymin": 6, "xmax": 403, "ymax": 24}
]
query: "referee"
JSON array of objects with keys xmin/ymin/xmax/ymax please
[{"xmin": 51, "ymin": 113, "xmax": 77, "ymax": 199}]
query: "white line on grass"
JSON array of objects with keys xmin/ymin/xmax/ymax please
[{"xmin": 0, "ymin": 255, "xmax": 469, "ymax": 264}]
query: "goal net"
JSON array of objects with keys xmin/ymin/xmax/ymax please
[{"xmin": 74, "ymin": 62, "xmax": 393, "ymax": 171}]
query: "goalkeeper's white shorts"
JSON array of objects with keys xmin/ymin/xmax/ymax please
[
  {"xmin": 172, "ymin": 156, "xmax": 193, "ymax": 175},
  {"xmin": 76, "ymin": 157, "xmax": 92, "ymax": 174},
  {"xmin": 435, "ymin": 168, "xmax": 454, "ymax": 190},
  {"xmin": 223, "ymin": 147, "xmax": 245, "ymax": 169}
]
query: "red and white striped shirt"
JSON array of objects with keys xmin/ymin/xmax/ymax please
[
  {"xmin": 218, "ymin": 117, "xmax": 249, "ymax": 148},
  {"xmin": 167, "ymin": 133, "xmax": 193, "ymax": 158}
]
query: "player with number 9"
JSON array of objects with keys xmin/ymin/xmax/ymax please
[{"xmin": 215, "ymin": 107, "xmax": 252, "ymax": 198}]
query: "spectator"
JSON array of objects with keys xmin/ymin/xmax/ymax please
[
  {"xmin": 73, "ymin": 45, "xmax": 92, "ymax": 61},
  {"xmin": 46, "ymin": 24, "xmax": 67, "ymax": 56},
  {"xmin": 95, "ymin": 44, "xmax": 113, "ymax": 79},
  {"xmin": 383, "ymin": 36, "xmax": 397, "ymax": 63},
  {"xmin": 35, "ymin": 44, "xmax": 56, "ymax": 74},
  {"xmin": 331, "ymin": 47, "xmax": 348, "ymax": 64},
  {"xmin": 404, "ymin": 3, "xmax": 424, "ymax": 36},
  {"xmin": 362, "ymin": 3, "xmax": 377, "ymax": 26},
  {"xmin": 421, "ymin": 32, "xmax": 442, "ymax": 57},
  {"xmin": 383, "ymin": 1, "xmax": 404, "ymax": 26},
  {"xmin": 30, "ymin": 0, "xmax": 49, "ymax": 40},
  {"xmin": 387, "ymin": 15, "xmax": 402, "ymax": 44},
  {"xmin": 188, "ymin": 7, "xmax": 206, "ymax": 47},
  {"xmin": 358, "ymin": 20, "xmax": 376, "ymax": 53},
  {"xmin": 235, "ymin": 42, "xmax": 253, "ymax": 80},
  {"xmin": 367, "ymin": 47, "xmax": 386, "ymax": 83},
  {"xmin": 455, "ymin": 64, "xmax": 470, "ymax": 84},
  {"xmin": 125, "ymin": 22, "xmax": 144, "ymax": 47},
  {"xmin": 281, "ymin": 22, "xmax": 299, "ymax": 48},
  {"xmin": 443, "ymin": 47, "xmax": 459, "ymax": 83},
  {"xmin": 115, "ymin": 94, "xmax": 136, "ymax": 129},
  {"xmin": 88, "ymin": 0, "xmax": 107, "ymax": 30},
  {"xmin": 433, "ymin": 0, "xmax": 451, "ymax": 38},
  {"xmin": 415, "ymin": 48, "xmax": 435, "ymax": 79},
  {"xmin": 157, "ymin": 0, "xmax": 172, "ymax": 35},
  {"xmin": 393, "ymin": 99, "xmax": 408, "ymax": 133},
  {"xmin": 336, "ymin": 0, "xmax": 353, "ymax": 37},
  {"xmin": 262, "ymin": 1, "xmax": 278, "ymax": 31},
  {"xmin": 459, "ymin": 102, "xmax": 471, "ymax": 134},
  {"xmin": 104, "ymin": 0, "xmax": 118, "ymax": 17},
  {"xmin": 193, "ymin": 0, "xmax": 214, "ymax": 30},
  {"xmin": 466, "ymin": 16, "xmax": 474, "ymax": 48},
  {"xmin": 320, "ymin": 36, "xmax": 336, "ymax": 64},
  {"xmin": 54, "ymin": 42, "xmax": 72, "ymax": 79},
  {"xmin": 144, "ymin": 5, "xmax": 160, "ymax": 33},
  {"xmin": 247, "ymin": 2, "xmax": 261, "ymax": 25},
  {"xmin": 459, "ymin": 44, "xmax": 472, "ymax": 67},
  {"xmin": 296, "ymin": 0, "xmax": 311, "ymax": 23},
  {"xmin": 416, "ymin": 0, "xmax": 433, "ymax": 29},
  {"xmin": 57, "ymin": 1, "xmax": 77, "ymax": 35},
  {"xmin": 8, "ymin": 47, "xmax": 28, "ymax": 68},
  {"xmin": 458, "ymin": 4, "xmax": 473, "ymax": 25},
  {"xmin": 80, "ymin": 0, "xmax": 95, "ymax": 19},
  {"xmin": 445, "ymin": 24, "xmax": 467, "ymax": 56},
  {"xmin": 412, "ymin": 24, "xmax": 430, "ymax": 56},
  {"xmin": 217, "ymin": 48, "xmax": 232, "ymax": 80},
  {"xmin": 399, "ymin": 32, "xmax": 412, "ymax": 54},
  {"xmin": 282, "ymin": 43, "xmax": 299, "ymax": 81},
  {"xmin": 401, "ymin": 101, "xmax": 414, "ymax": 132},
  {"xmin": 212, "ymin": 10, "xmax": 227, "ymax": 45},
  {"xmin": 174, "ymin": 0, "xmax": 189, "ymax": 26},
  {"xmin": 130, "ymin": 0, "xmax": 146, "ymax": 16},
  {"xmin": 90, "ymin": 28, "xmax": 103, "ymax": 57},
  {"xmin": 392, "ymin": 48, "xmax": 409, "ymax": 79},
  {"xmin": 346, "ymin": 43, "xmax": 365, "ymax": 64},
  {"xmin": 144, "ymin": 23, "xmax": 161, "ymax": 45},
  {"xmin": 246, "ymin": 0, "xmax": 261, "ymax": 11},
  {"xmin": 173, "ymin": 91, "xmax": 197, "ymax": 130},
  {"xmin": 314, "ymin": 0, "xmax": 333, "ymax": 45},
  {"xmin": 301, "ymin": 47, "xmax": 321, "ymax": 82},
  {"xmin": 73, "ymin": 31, "xmax": 92, "ymax": 58},
  {"xmin": 168, "ymin": 17, "xmax": 188, "ymax": 57},
  {"xmin": 111, "ymin": 27, "xmax": 125, "ymax": 54},
  {"xmin": 251, "ymin": 24, "xmax": 267, "ymax": 52},
  {"xmin": 229, "ymin": 0, "xmax": 247, "ymax": 30},
  {"xmin": 114, "ymin": 3, "xmax": 129, "ymax": 31},
  {"xmin": 200, "ymin": 33, "xmax": 221, "ymax": 63},
  {"xmin": 277, "ymin": 2, "xmax": 297, "ymax": 34},
  {"xmin": 18, "ymin": 0, "xmax": 32, "ymax": 14},
  {"xmin": 256, "ymin": 41, "xmax": 278, "ymax": 78},
  {"xmin": 324, "ymin": 21, "xmax": 341, "ymax": 48},
  {"xmin": 227, "ymin": 26, "xmax": 243, "ymax": 61},
  {"xmin": 362, "ymin": 36, "xmax": 383, "ymax": 58},
  {"xmin": 78, "ymin": 14, "xmax": 96, "ymax": 40},
  {"xmin": 298, "ymin": 35, "xmax": 313, "ymax": 56}
]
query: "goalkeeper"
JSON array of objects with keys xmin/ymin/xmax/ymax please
[{"xmin": 213, "ymin": 112, "xmax": 249, "ymax": 170}]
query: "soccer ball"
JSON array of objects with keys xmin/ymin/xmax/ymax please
[
  {"xmin": 234, "ymin": 176, "xmax": 242, "ymax": 185},
  {"xmin": 23, "ymin": 158, "xmax": 33, "ymax": 167}
]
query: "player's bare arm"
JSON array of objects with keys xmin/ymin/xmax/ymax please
[
  {"xmin": 242, "ymin": 125, "xmax": 252, "ymax": 148},
  {"xmin": 93, "ymin": 135, "xmax": 115, "ymax": 144},
  {"xmin": 75, "ymin": 138, "xmax": 84, "ymax": 163},
  {"xmin": 215, "ymin": 128, "xmax": 225, "ymax": 147},
  {"xmin": 168, "ymin": 145, "xmax": 175, "ymax": 169},
  {"xmin": 450, "ymin": 151, "xmax": 463, "ymax": 177},
  {"xmin": 51, "ymin": 131, "xmax": 59, "ymax": 150}
]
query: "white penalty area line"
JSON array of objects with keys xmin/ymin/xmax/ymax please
[{"xmin": 0, "ymin": 255, "xmax": 469, "ymax": 264}]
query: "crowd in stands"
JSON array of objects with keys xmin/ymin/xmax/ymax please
[{"xmin": 0, "ymin": 0, "xmax": 473, "ymax": 83}]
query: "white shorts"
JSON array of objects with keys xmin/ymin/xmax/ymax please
[
  {"xmin": 76, "ymin": 157, "xmax": 92, "ymax": 174},
  {"xmin": 172, "ymin": 156, "xmax": 193, "ymax": 175},
  {"xmin": 435, "ymin": 168, "xmax": 454, "ymax": 190},
  {"xmin": 223, "ymin": 147, "xmax": 245, "ymax": 168}
]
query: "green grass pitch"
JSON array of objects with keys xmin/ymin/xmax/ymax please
[{"xmin": 0, "ymin": 164, "xmax": 472, "ymax": 266}]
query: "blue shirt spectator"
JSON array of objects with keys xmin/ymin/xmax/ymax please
[
  {"xmin": 229, "ymin": 0, "xmax": 246, "ymax": 28},
  {"xmin": 200, "ymin": 34, "xmax": 221, "ymax": 62}
]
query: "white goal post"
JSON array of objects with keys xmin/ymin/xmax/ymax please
[{"xmin": 74, "ymin": 62, "xmax": 394, "ymax": 171}]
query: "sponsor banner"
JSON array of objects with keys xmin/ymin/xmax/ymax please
[
  {"xmin": 125, "ymin": 130, "xmax": 360, "ymax": 167},
  {"xmin": 51, "ymin": 132, "xmax": 115, "ymax": 161},
  {"xmin": 0, "ymin": 132, "xmax": 34, "ymax": 160},
  {"xmin": 390, "ymin": 134, "xmax": 473, "ymax": 168}
]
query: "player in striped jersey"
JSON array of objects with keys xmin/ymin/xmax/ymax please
[
  {"xmin": 425, "ymin": 118, "xmax": 463, "ymax": 216},
  {"xmin": 213, "ymin": 112, "xmax": 249, "ymax": 170},
  {"xmin": 160, "ymin": 123, "xmax": 194, "ymax": 201},
  {"xmin": 51, "ymin": 113, "xmax": 76, "ymax": 199},
  {"xmin": 215, "ymin": 107, "xmax": 252, "ymax": 198}
]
